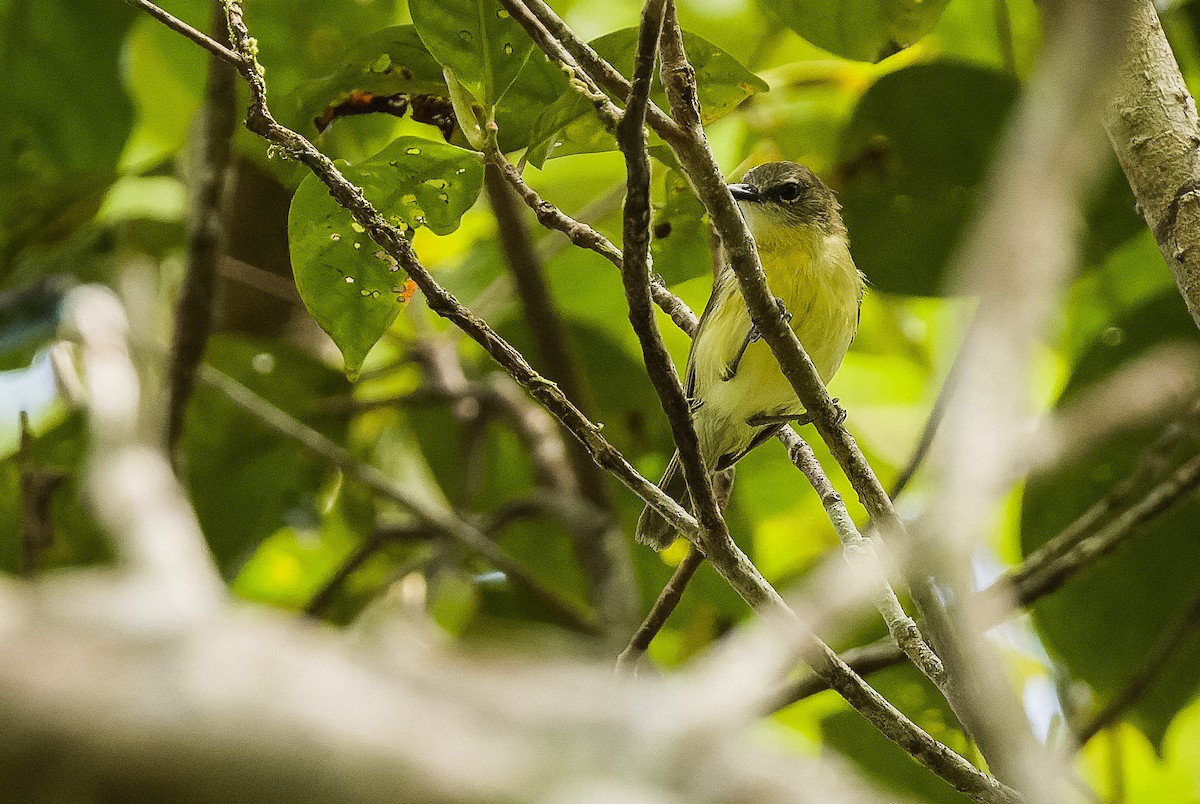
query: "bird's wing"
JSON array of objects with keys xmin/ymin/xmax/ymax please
[{"xmin": 683, "ymin": 267, "xmax": 738, "ymax": 400}]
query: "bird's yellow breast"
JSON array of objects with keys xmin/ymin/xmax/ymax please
[{"xmin": 687, "ymin": 221, "xmax": 863, "ymax": 468}]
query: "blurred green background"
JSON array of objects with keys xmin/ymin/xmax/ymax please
[{"xmin": 3, "ymin": 0, "xmax": 1200, "ymax": 800}]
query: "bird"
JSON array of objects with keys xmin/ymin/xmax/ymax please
[{"xmin": 635, "ymin": 161, "xmax": 865, "ymax": 550}]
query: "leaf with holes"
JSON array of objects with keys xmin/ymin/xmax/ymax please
[
  {"xmin": 287, "ymin": 25, "xmax": 453, "ymax": 136},
  {"xmin": 288, "ymin": 136, "xmax": 484, "ymax": 378},
  {"xmin": 409, "ymin": 0, "xmax": 534, "ymax": 109}
]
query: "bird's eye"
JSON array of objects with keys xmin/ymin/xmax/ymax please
[{"xmin": 777, "ymin": 182, "xmax": 802, "ymax": 202}]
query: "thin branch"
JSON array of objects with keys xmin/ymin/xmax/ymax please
[
  {"xmin": 616, "ymin": 545, "xmax": 704, "ymax": 672},
  {"xmin": 307, "ymin": 528, "xmax": 407, "ymax": 617},
  {"xmin": 773, "ymin": 424, "xmax": 1200, "ymax": 708},
  {"xmin": 1074, "ymin": 581, "xmax": 1200, "ymax": 745},
  {"xmin": 995, "ymin": 451, "xmax": 1200, "ymax": 610},
  {"xmin": 515, "ymin": 0, "xmax": 680, "ymax": 139},
  {"xmin": 482, "ymin": 144, "xmax": 698, "ymax": 334},
  {"xmin": 496, "ymin": 0, "xmax": 624, "ymax": 130},
  {"xmin": 777, "ymin": 427, "xmax": 946, "ymax": 688},
  {"xmin": 120, "ymin": 0, "xmax": 243, "ymax": 66},
  {"xmin": 198, "ymin": 363, "xmax": 601, "ymax": 636},
  {"xmin": 166, "ymin": 0, "xmax": 238, "ymax": 455},
  {"xmin": 889, "ymin": 313, "xmax": 975, "ymax": 499}
]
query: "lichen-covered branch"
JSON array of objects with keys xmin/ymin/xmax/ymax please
[{"xmin": 1104, "ymin": 0, "xmax": 1200, "ymax": 329}]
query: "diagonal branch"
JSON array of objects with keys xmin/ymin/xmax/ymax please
[{"xmin": 199, "ymin": 363, "xmax": 600, "ymax": 636}]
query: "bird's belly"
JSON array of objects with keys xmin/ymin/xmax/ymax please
[{"xmin": 688, "ymin": 244, "xmax": 859, "ymax": 468}]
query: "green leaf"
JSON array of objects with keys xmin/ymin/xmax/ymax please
[
  {"xmin": 526, "ymin": 28, "xmax": 768, "ymax": 166},
  {"xmin": 184, "ymin": 335, "xmax": 350, "ymax": 573},
  {"xmin": 836, "ymin": 62, "xmax": 1019, "ymax": 296},
  {"xmin": 409, "ymin": 0, "xmax": 535, "ymax": 108},
  {"xmin": 287, "ymin": 136, "xmax": 484, "ymax": 376},
  {"xmin": 1022, "ymin": 292, "xmax": 1200, "ymax": 748},
  {"xmin": 493, "ymin": 50, "xmax": 572, "ymax": 153},
  {"xmin": 287, "ymin": 25, "xmax": 453, "ymax": 136},
  {"xmin": 0, "ymin": 0, "xmax": 134, "ymax": 274},
  {"xmin": 766, "ymin": 0, "xmax": 953, "ymax": 62},
  {"xmin": 651, "ymin": 170, "xmax": 713, "ymax": 286}
]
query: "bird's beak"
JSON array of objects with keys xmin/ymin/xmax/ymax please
[{"xmin": 727, "ymin": 183, "xmax": 760, "ymax": 202}]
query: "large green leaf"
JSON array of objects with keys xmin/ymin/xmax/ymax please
[
  {"xmin": 526, "ymin": 28, "xmax": 768, "ymax": 166},
  {"xmin": 184, "ymin": 335, "xmax": 350, "ymax": 573},
  {"xmin": 836, "ymin": 62, "xmax": 1019, "ymax": 296},
  {"xmin": 1022, "ymin": 292, "xmax": 1200, "ymax": 748},
  {"xmin": 0, "ymin": 0, "xmax": 134, "ymax": 275},
  {"xmin": 766, "ymin": 0, "xmax": 953, "ymax": 62},
  {"xmin": 409, "ymin": 0, "xmax": 535, "ymax": 108},
  {"xmin": 287, "ymin": 136, "xmax": 484, "ymax": 376}
]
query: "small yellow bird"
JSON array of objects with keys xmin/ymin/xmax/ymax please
[{"xmin": 636, "ymin": 161, "xmax": 865, "ymax": 549}]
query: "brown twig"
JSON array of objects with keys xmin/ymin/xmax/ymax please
[
  {"xmin": 483, "ymin": 143, "xmax": 699, "ymax": 335},
  {"xmin": 199, "ymin": 362, "xmax": 601, "ymax": 636},
  {"xmin": 307, "ymin": 528, "xmax": 413, "ymax": 617},
  {"xmin": 121, "ymin": 0, "xmax": 243, "ymax": 65},
  {"xmin": 616, "ymin": 545, "xmax": 705, "ymax": 672},
  {"xmin": 166, "ymin": 0, "xmax": 238, "ymax": 455},
  {"xmin": 513, "ymin": 0, "xmax": 679, "ymax": 138},
  {"xmin": 776, "ymin": 427, "xmax": 945, "ymax": 687},
  {"xmin": 773, "ymin": 418, "xmax": 1200, "ymax": 708}
]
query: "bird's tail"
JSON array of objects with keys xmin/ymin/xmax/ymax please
[
  {"xmin": 634, "ymin": 453, "xmax": 734, "ymax": 550},
  {"xmin": 635, "ymin": 452, "xmax": 688, "ymax": 550}
]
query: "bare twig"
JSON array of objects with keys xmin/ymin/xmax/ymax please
[
  {"xmin": 495, "ymin": 0, "xmax": 624, "ymax": 130},
  {"xmin": 616, "ymin": 545, "xmax": 704, "ymax": 672},
  {"xmin": 889, "ymin": 314, "xmax": 974, "ymax": 499},
  {"xmin": 198, "ymin": 363, "xmax": 600, "ymax": 636},
  {"xmin": 120, "ymin": 0, "xmax": 243, "ymax": 66},
  {"xmin": 776, "ymin": 427, "xmax": 945, "ymax": 687},
  {"xmin": 307, "ymin": 528, "xmax": 406, "ymax": 617},
  {"xmin": 483, "ymin": 134, "xmax": 699, "ymax": 335},
  {"xmin": 774, "ymin": 413, "xmax": 1200, "ymax": 708},
  {"xmin": 166, "ymin": 0, "xmax": 238, "ymax": 455}
]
